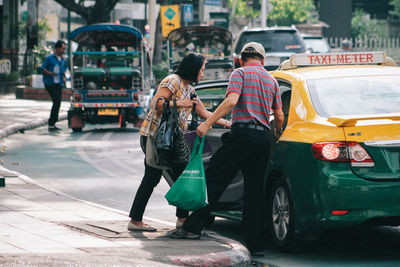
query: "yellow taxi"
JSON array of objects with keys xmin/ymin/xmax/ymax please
[{"xmin": 265, "ymin": 51, "xmax": 400, "ymax": 249}]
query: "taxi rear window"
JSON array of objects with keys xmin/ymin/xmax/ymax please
[{"xmin": 308, "ymin": 75, "xmax": 400, "ymax": 117}]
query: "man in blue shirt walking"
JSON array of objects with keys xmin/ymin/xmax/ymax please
[{"xmin": 41, "ymin": 40, "xmax": 67, "ymax": 131}]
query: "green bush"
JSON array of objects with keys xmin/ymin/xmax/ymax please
[{"xmin": 0, "ymin": 71, "xmax": 20, "ymax": 82}]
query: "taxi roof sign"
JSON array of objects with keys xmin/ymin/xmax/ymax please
[
  {"xmin": 292, "ymin": 52, "xmax": 385, "ymax": 66},
  {"xmin": 278, "ymin": 51, "xmax": 397, "ymax": 70}
]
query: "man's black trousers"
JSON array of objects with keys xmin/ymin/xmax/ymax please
[
  {"xmin": 44, "ymin": 84, "xmax": 62, "ymax": 126},
  {"xmin": 182, "ymin": 127, "xmax": 271, "ymax": 252}
]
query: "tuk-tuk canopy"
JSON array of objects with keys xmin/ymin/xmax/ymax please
[
  {"xmin": 167, "ymin": 26, "xmax": 232, "ymax": 47},
  {"xmin": 71, "ymin": 24, "xmax": 143, "ymax": 47}
]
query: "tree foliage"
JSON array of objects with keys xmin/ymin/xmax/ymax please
[
  {"xmin": 228, "ymin": 0, "xmax": 260, "ymax": 19},
  {"xmin": 351, "ymin": 9, "xmax": 389, "ymax": 39},
  {"xmin": 389, "ymin": 0, "xmax": 400, "ymax": 18},
  {"xmin": 53, "ymin": 0, "xmax": 119, "ymax": 25},
  {"xmin": 228, "ymin": 0, "xmax": 316, "ymax": 25},
  {"xmin": 268, "ymin": 0, "xmax": 316, "ymax": 26}
]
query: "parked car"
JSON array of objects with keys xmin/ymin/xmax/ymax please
[
  {"xmin": 165, "ymin": 51, "xmax": 400, "ymax": 251},
  {"xmin": 233, "ymin": 26, "xmax": 306, "ymax": 70},
  {"xmin": 302, "ymin": 34, "xmax": 331, "ymax": 53},
  {"xmin": 68, "ymin": 24, "xmax": 154, "ymax": 132},
  {"xmin": 167, "ymin": 26, "xmax": 234, "ymax": 81}
]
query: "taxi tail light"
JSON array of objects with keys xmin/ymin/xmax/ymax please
[
  {"xmin": 312, "ymin": 142, "xmax": 375, "ymax": 167},
  {"xmin": 332, "ymin": 210, "xmax": 350, "ymax": 215}
]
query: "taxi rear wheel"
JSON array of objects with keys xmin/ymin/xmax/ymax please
[{"xmin": 269, "ymin": 178, "xmax": 296, "ymax": 251}]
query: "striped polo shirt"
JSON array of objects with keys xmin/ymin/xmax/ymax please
[{"xmin": 226, "ymin": 62, "xmax": 282, "ymax": 129}]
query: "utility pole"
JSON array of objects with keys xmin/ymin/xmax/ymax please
[{"xmin": 261, "ymin": 0, "xmax": 267, "ymax": 27}]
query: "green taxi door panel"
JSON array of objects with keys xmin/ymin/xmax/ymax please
[{"xmin": 268, "ymin": 140, "xmax": 325, "ymax": 234}]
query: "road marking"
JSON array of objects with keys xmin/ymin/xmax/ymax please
[{"xmin": 76, "ymin": 132, "xmax": 122, "ymax": 179}]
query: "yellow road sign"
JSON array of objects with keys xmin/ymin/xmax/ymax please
[{"xmin": 161, "ymin": 5, "xmax": 180, "ymax": 38}]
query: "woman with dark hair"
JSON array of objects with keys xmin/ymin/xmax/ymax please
[{"xmin": 127, "ymin": 52, "xmax": 231, "ymax": 231}]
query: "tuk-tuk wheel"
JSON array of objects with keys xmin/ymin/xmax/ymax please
[{"xmin": 119, "ymin": 110, "xmax": 127, "ymax": 128}]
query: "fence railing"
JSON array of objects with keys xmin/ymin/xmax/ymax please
[
  {"xmin": 328, "ymin": 36, "xmax": 400, "ymax": 50},
  {"xmin": 328, "ymin": 36, "xmax": 400, "ymax": 62}
]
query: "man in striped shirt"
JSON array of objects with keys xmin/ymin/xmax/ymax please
[{"xmin": 171, "ymin": 42, "xmax": 284, "ymax": 256}]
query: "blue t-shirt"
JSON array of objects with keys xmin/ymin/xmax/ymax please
[{"xmin": 41, "ymin": 54, "xmax": 67, "ymax": 86}]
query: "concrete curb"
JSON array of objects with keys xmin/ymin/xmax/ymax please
[
  {"xmin": 0, "ymin": 113, "xmax": 67, "ymax": 139},
  {"xmin": 169, "ymin": 232, "xmax": 251, "ymax": 266}
]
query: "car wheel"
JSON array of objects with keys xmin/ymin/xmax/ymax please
[{"xmin": 269, "ymin": 178, "xmax": 296, "ymax": 251}]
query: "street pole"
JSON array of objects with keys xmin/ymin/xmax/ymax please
[
  {"xmin": 261, "ymin": 0, "xmax": 267, "ymax": 27},
  {"xmin": 67, "ymin": 10, "xmax": 71, "ymax": 68},
  {"xmin": 199, "ymin": 0, "xmax": 204, "ymax": 25},
  {"xmin": 148, "ymin": 0, "xmax": 156, "ymax": 63}
]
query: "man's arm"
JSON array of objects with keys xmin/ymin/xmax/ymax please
[
  {"xmin": 272, "ymin": 108, "xmax": 284, "ymax": 138},
  {"xmin": 196, "ymin": 93, "xmax": 239, "ymax": 137},
  {"xmin": 195, "ymin": 98, "xmax": 231, "ymax": 128},
  {"xmin": 41, "ymin": 57, "xmax": 56, "ymax": 77}
]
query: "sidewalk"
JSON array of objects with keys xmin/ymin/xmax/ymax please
[
  {"xmin": 0, "ymin": 94, "xmax": 69, "ymax": 139},
  {"xmin": 0, "ymin": 94, "xmax": 252, "ymax": 266}
]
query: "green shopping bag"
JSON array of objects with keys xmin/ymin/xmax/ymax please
[{"xmin": 165, "ymin": 136, "xmax": 208, "ymax": 211}]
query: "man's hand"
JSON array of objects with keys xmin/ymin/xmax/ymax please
[
  {"xmin": 44, "ymin": 69, "xmax": 56, "ymax": 76},
  {"xmin": 196, "ymin": 122, "xmax": 211, "ymax": 138}
]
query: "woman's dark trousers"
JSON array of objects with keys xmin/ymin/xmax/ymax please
[{"xmin": 129, "ymin": 136, "xmax": 189, "ymax": 221}]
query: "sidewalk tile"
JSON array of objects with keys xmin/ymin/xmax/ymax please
[
  {"xmin": 0, "ymin": 224, "xmax": 77, "ymax": 253},
  {"xmin": 0, "ymin": 211, "xmax": 47, "ymax": 224},
  {"xmin": 22, "ymin": 210, "xmax": 88, "ymax": 221},
  {"xmin": 0, "ymin": 240, "xmax": 27, "ymax": 253},
  {"xmin": 15, "ymin": 223, "xmax": 118, "ymax": 248}
]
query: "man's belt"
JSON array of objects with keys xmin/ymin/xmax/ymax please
[{"xmin": 232, "ymin": 123, "xmax": 269, "ymax": 131}]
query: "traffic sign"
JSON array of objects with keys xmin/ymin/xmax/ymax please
[
  {"xmin": 161, "ymin": 5, "xmax": 180, "ymax": 38},
  {"xmin": 183, "ymin": 4, "xmax": 193, "ymax": 22}
]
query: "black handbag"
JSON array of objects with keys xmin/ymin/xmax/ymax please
[
  {"xmin": 155, "ymin": 100, "xmax": 174, "ymax": 150},
  {"xmin": 155, "ymin": 99, "xmax": 190, "ymax": 167}
]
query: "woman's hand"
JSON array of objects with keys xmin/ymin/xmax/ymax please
[
  {"xmin": 224, "ymin": 120, "xmax": 232, "ymax": 128},
  {"xmin": 196, "ymin": 122, "xmax": 211, "ymax": 138},
  {"xmin": 177, "ymin": 98, "xmax": 196, "ymax": 108}
]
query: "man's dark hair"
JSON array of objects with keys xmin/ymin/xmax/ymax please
[
  {"xmin": 55, "ymin": 40, "xmax": 66, "ymax": 49},
  {"xmin": 241, "ymin": 47, "xmax": 263, "ymax": 62},
  {"xmin": 175, "ymin": 52, "xmax": 205, "ymax": 83}
]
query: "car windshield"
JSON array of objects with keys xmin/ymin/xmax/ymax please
[
  {"xmin": 171, "ymin": 39, "xmax": 231, "ymax": 61},
  {"xmin": 236, "ymin": 31, "xmax": 303, "ymax": 53},
  {"xmin": 308, "ymin": 75, "xmax": 400, "ymax": 117},
  {"xmin": 304, "ymin": 39, "xmax": 330, "ymax": 53}
]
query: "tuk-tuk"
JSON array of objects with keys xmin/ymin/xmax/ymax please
[
  {"xmin": 167, "ymin": 26, "xmax": 234, "ymax": 81},
  {"xmin": 68, "ymin": 24, "xmax": 154, "ymax": 132}
]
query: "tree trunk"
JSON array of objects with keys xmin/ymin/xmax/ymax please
[
  {"xmin": 153, "ymin": 0, "xmax": 169, "ymax": 64},
  {"xmin": 153, "ymin": 15, "xmax": 163, "ymax": 64}
]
